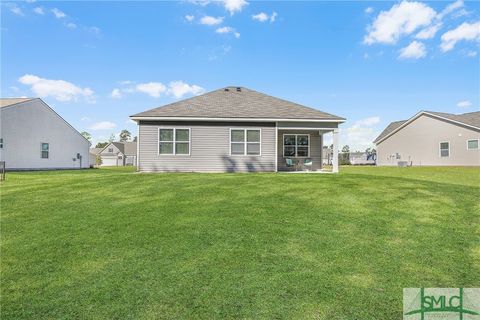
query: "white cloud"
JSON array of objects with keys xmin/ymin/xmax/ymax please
[
  {"xmin": 365, "ymin": 7, "xmax": 374, "ymax": 14},
  {"xmin": 223, "ymin": 0, "xmax": 248, "ymax": 15},
  {"xmin": 270, "ymin": 12, "xmax": 278, "ymax": 23},
  {"xmin": 188, "ymin": 0, "xmax": 210, "ymax": 6},
  {"xmin": 200, "ymin": 16, "xmax": 224, "ymax": 25},
  {"xmin": 252, "ymin": 12, "xmax": 268, "ymax": 22},
  {"xmin": 110, "ymin": 88, "xmax": 122, "ymax": 99},
  {"xmin": 356, "ymin": 116, "xmax": 380, "ymax": 126},
  {"xmin": 33, "ymin": 7, "xmax": 44, "ymax": 15},
  {"xmin": 8, "ymin": 4, "xmax": 24, "ymax": 16},
  {"xmin": 364, "ymin": 1, "xmax": 436, "ymax": 45},
  {"xmin": 440, "ymin": 21, "xmax": 480, "ymax": 52},
  {"xmin": 167, "ymin": 81, "xmax": 205, "ymax": 98},
  {"xmin": 343, "ymin": 117, "xmax": 381, "ymax": 151},
  {"xmin": 65, "ymin": 22, "xmax": 77, "ymax": 29},
  {"xmin": 136, "ymin": 82, "xmax": 167, "ymax": 98},
  {"xmin": 399, "ymin": 41, "xmax": 427, "ymax": 59},
  {"xmin": 466, "ymin": 50, "xmax": 477, "ymax": 57},
  {"xmin": 26, "ymin": 0, "xmax": 36, "ymax": 3},
  {"xmin": 18, "ymin": 74, "xmax": 95, "ymax": 102},
  {"xmin": 81, "ymin": 116, "xmax": 91, "ymax": 121},
  {"xmin": 415, "ymin": 23, "xmax": 442, "ymax": 39},
  {"xmin": 51, "ymin": 8, "xmax": 66, "ymax": 19},
  {"xmin": 457, "ymin": 100, "xmax": 472, "ymax": 108},
  {"xmin": 88, "ymin": 26, "xmax": 101, "ymax": 34},
  {"xmin": 438, "ymin": 0, "xmax": 464, "ymax": 20},
  {"xmin": 215, "ymin": 26, "xmax": 240, "ymax": 37},
  {"xmin": 252, "ymin": 12, "xmax": 278, "ymax": 23},
  {"xmin": 185, "ymin": 15, "xmax": 194, "ymax": 22},
  {"xmin": 88, "ymin": 121, "xmax": 117, "ymax": 131},
  {"xmin": 216, "ymin": 26, "xmax": 233, "ymax": 33}
]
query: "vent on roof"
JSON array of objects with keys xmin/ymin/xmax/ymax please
[
  {"xmin": 224, "ymin": 88, "xmax": 229, "ymax": 92},
  {"xmin": 236, "ymin": 87, "xmax": 241, "ymax": 92}
]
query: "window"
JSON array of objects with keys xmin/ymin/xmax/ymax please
[
  {"xmin": 108, "ymin": 148, "xmax": 113, "ymax": 153},
  {"xmin": 41, "ymin": 143, "xmax": 49, "ymax": 159},
  {"xmin": 230, "ymin": 129, "xmax": 261, "ymax": 156},
  {"xmin": 283, "ymin": 134, "xmax": 310, "ymax": 157},
  {"xmin": 0, "ymin": 138, "xmax": 3, "ymax": 149},
  {"xmin": 440, "ymin": 142, "xmax": 449, "ymax": 157},
  {"xmin": 467, "ymin": 139, "xmax": 479, "ymax": 150},
  {"xmin": 159, "ymin": 128, "xmax": 190, "ymax": 155}
]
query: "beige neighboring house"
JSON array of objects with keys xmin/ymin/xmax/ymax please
[
  {"xmin": 0, "ymin": 98, "xmax": 90, "ymax": 170},
  {"xmin": 374, "ymin": 110, "xmax": 480, "ymax": 166},
  {"xmin": 97, "ymin": 142, "xmax": 137, "ymax": 166}
]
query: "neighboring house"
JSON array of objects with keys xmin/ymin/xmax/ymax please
[
  {"xmin": 348, "ymin": 152, "xmax": 376, "ymax": 165},
  {"xmin": 0, "ymin": 98, "xmax": 90, "ymax": 170},
  {"xmin": 97, "ymin": 142, "xmax": 137, "ymax": 166},
  {"xmin": 89, "ymin": 147, "xmax": 102, "ymax": 166},
  {"xmin": 374, "ymin": 110, "xmax": 480, "ymax": 166},
  {"xmin": 130, "ymin": 86, "xmax": 345, "ymax": 173}
]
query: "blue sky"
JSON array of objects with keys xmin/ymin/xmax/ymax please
[{"xmin": 1, "ymin": 0, "xmax": 479, "ymax": 150}]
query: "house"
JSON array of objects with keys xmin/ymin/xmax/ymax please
[
  {"xmin": 89, "ymin": 147, "xmax": 102, "ymax": 166},
  {"xmin": 374, "ymin": 110, "xmax": 480, "ymax": 166},
  {"xmin": 348, "ymin": 152, "xmax": 376, "ymax": 165},
  {"xmin": 97, "ymin": 142, "xmax": 137, "ymax": 166},
  {"xmin": 0, "ymin": 98, "xmax": 90, "ymax": 170},
  {"xmin": 130, "ymin": 86, "xmax": 345, "ymax": 173}
]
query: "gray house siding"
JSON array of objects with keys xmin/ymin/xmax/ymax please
[
  {"xmin": 138, "ymin": 121, "xmax": 276, "ymax": 172},
  {"xmin": 277, "ymin": 130, "xmax": 323, "ymax": 171}
]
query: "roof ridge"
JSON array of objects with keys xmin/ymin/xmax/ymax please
[{"xmin": 131, "ymin": 86, "xmax": 344, "ymax": 120}]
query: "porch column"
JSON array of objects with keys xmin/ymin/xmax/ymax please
[{"xmin": 332, "ymin": 128, "xmax": 339, "ymax": 173}]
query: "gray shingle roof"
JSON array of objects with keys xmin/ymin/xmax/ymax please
[
  {"xmin": 89, "ymin": 148, "xmax": 102, "ymax": 155},
  {"xmin": 101, "ymin": 142, "xmax": 137, "ymax": 155},
  {"xmin": 131, "ymin": 87, "xmax": 344, "ymax": 121},
  {"xmin": 426, "ymin": 111, "xmax": 480, "ymax": 128},
  {"xmin": 374, "ymin": 110, "xmax": 480, "ymax": 144},
  {"xmin": 0, "ymin": 98, "xmax": 35, "ymax": 108},
  {"xmin": 374, "ymin": 120, "xmax": 407, "ymax": 143}
]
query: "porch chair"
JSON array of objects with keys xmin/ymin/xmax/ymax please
[
  {"xmin": 303, "ymin": 158, "xmax": 313, "ymax": 171},
  {"xmin": 285, "ymin": 158, "xmax": 296, "ymax": 171}
]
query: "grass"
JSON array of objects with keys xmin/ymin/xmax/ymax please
[{"xmin": 1, "ymin": 166, "xmax": 479, "ymax": 319}]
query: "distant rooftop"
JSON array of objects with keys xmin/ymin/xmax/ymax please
[{"xmin": 0, "ymin": 98, "xmax": 35, "ymax": 108}]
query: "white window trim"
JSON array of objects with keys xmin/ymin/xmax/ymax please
[
  {"xmin": 229, "ymin": 128, "xmax": 262, "ymax": 156},
  {"xmin": 439, "ymin": 141, "xmax": 450, "ymax": 158},
  {"xmin": 158, "ymin": 127, "xmax": 191, "ymax": 156},
  {"xmin": 282, "ymin": 134, "xmax": 310, "ymax": 158},
  {"xmin": 41, "ymin": 142, "xmax": 49, "ymax": 159},
  {"xmin": 467, "ymin": 139, "xmax": 479, "ymax": 150}
]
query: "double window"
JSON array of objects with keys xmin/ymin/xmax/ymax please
[
  {"xmin": 230, "ymin": 129, "xmax": 261, "ymax": 156},
  {"xmin": 0, "ymin": 138, "xmax": 3, "ymax": 149},
  {"xmin": 41, "ymin": 143, "xmax": 49, "ymax": 159},
  {"xmin": 439, "ymin": 142, "xmax": 449, "ymax": 157},
  {"xmin": 159, "ymin": 128, "xmax": 190, "ymax": 155},
  {"xmin": 467, "ymin": 139, "xmax": 479, "ymax": 150},
  {"xmin": 283, "ymin": 134, "xmax": 309, "ymax": 157}
]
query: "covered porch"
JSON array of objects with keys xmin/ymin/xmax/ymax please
[{"xmin": 276, "ymin": 121, "xmax": 339, "ymax": 173}]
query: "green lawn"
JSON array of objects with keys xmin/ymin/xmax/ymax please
[{"xmin": 1, "ymin": 167, "xmax": 479, "ymax": 319}]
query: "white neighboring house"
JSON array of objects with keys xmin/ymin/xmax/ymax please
[
  {"xmin": 0, "ymin": 98, "xmax": 90, "ymax": 170},
  {"xmin": 97, "ymin": 142, "xmax": 137, "ymax": 166}
]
